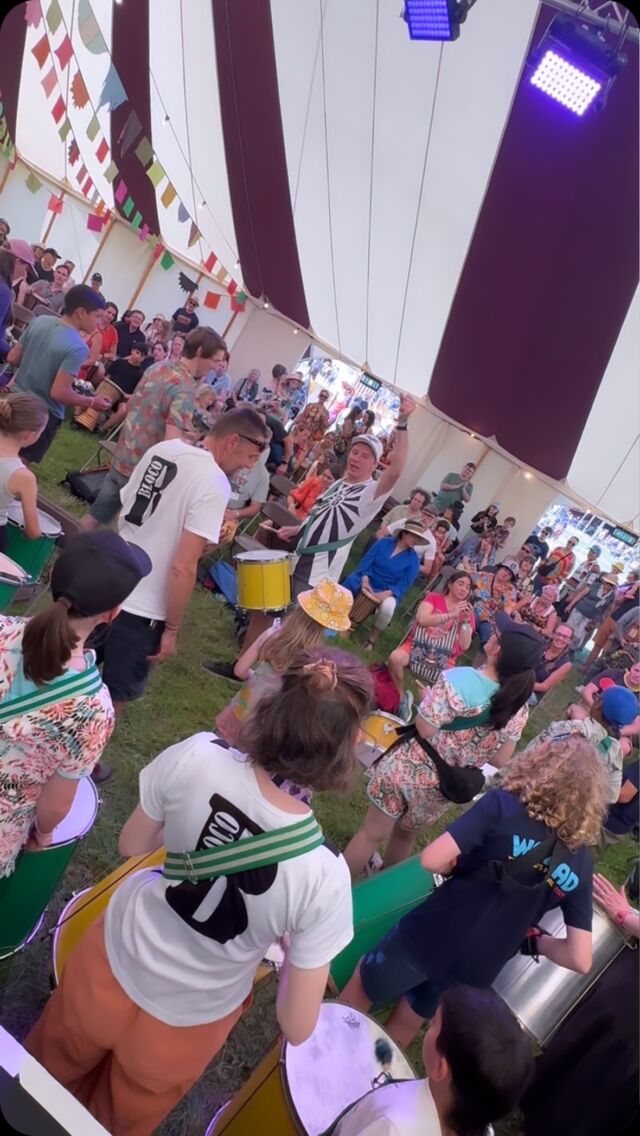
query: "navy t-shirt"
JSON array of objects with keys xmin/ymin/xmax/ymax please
[
  {"xmin": 605, "ymin": 760, "xmax": 639, "ymax": 835},
  {"xmin": 399, "ymin": 789, "xmax": 593, "ymax": 987}
]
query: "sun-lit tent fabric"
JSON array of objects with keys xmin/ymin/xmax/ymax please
[{"xmin": 1, "ymin": 0, "xmax": 637, "ymax": 528}]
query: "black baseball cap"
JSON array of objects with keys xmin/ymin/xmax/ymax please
[
  {"xmin": 91, "ymin": 271, "xmax": 103, "ymax": 283},
  {"xmin": 495, "ymin": 611, "xmax": 545, "ymax": 670},
  {"xmin": 51, "ymin": 532, "xmax": 151, "ymax": 616}
]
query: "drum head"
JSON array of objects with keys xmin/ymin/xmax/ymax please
[
  {"xmin": 7, "ymin": 502, "xmax": 63, "ymax": 537},
  {"xmin": 356, "ymin": 713, "xmax": 404, "ymax": 769},
  {"xmin": 52, "ymin": 778, "xmax": 99, "ymax": 845},
  {"xmin": 283, "ymin": 1002, "xmax": 414, "ymax": 1135},
  {"xmin": 0, "ymin": 551, "xmax": 27, "ymax": 583},
  {"xmin": 235, "ymin": 550, "xmax": 290, "ymax": 563}
]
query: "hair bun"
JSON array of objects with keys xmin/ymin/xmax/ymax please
[
  {"xmin": 302, "ymin": 658, "xmax": 338, "ymax": 693},
  {"xmin": 0, "ymin": 400, "xmax": 12, "ymax": 422}
]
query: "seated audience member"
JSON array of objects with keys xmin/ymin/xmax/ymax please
[
  {"xmin": 141, "ymin": 340, "xmax": 169, "ymax": 373},
  {"xmin": 491, "ymin": 515, "xmax": 516, "ymax": 553},
  {"xmin": 29, "ymin": 261, "xmax": 70, "ymax": 312},
  {"xmin": 451, "ymin": 532, "xmax": 496, "ymax": 574},
  {"xmin": 172, "ymin": 295, "xmax": 199, "ymax": 334},
  {"xmin": 343, "ymin": 614, "xmax": 543, "ymax": 875},
  {"xmin": 205, "ymin": 350, "xmax": 232, "ymax": 398},
  {"xmin": 469, "ymin": 502, "xmax": 500, "ymax": 536},
  {"xmin": 597, "ymin": 756, "xmax": 639, "ymax": 852},
  {"xmin": 342, "ymin": 735, "xmax": 605, "ymax": 1046},
  {"xmin": 386, "ymin": 502, "xmax": 438, "ymax": 578},
  {"xmin": 358, "ymin": 408, "xmax": 376, "ymax": 435},
  {"xmin": 0, "ymin": 217, "xmax": 11, "ymax": 244},
  {"xmin": 334, "ymin": 987, "xmax": 533, "ymax": 1136},
  {"xmin": 97, "ymin": 347, "xmax": 147, "ymax": 434},
  {"xmin": 288, "ymin": 466, "xmax": 335, "ymax": 519},
  {"xmin": 427, "ymin": 518, "xmax": 453, "ymax": 583},
  {"xmin": 521, "ymin": 873, "xmax": 639, "ymax": 1136},
  {"xmin": 529, "ymin": 623, "xmax": 574, "ymax": 704},
  {"xmin": 438, "ymin": 505, "xmax": 460, "ymax": 551},
  {"xmin": 34, "ymin": 246, "xmax": 59, "ymax": 282},
  {"xmin": 95, "ymin": 302, "xmax": 119, "ymax": 367},
  {"xmin": 90, "ymin": 272, "xmax": 103, "ymax": 295},
  {"xmin": 232, "ymin": 368, "xmax": 261, "ymax": 403},
  {"xmin": 0, "ymin": 246, "xmax": 16, "ymax": 358},
  {"xmin": 287, "ymin": 422, "xmax": 313, "ymax": 478},
  {"xmin": 472, "ymin": 559, "xmax": 519, "ymax": 645},
  {"xmin": 168, "ymin": 332, "xmax": 185, "ymax": 361},
  {"xmin": 565, "ymin": 573, "xmax": 618, "ymax": 649},
  {"xmin": 303, "ymin": 434, "xmax": 337, "ymax": 480},
  {"xmin": 61, "ymin": 259, "xmax": 76, "ymax": 288},
  {"xmin": 264, "ymin": 402, "xmax": 293, "ymax": 471},
  {"xmin": 214, "ymin": 581, "xmax": 353, "ymax": 752},
  {"xmin": 515, "ymin": 553, "xmax": 536, "ymax": 593},
  {"xmin": 431, "ymin": 462, "xmax": 476, "ymax": 513},
  {"xmin": 5, "ymin": 238, "xmax": 36, "ymax": 307},
  {"xmin": 584, "ymin": 617, "xmax": 639, "ymax": 683},
  {"xmin": 584, "ymin": 568, "xmax": 640, "ymax": 669},
  {"xmin": 389, "ymin": 571, "xmax": 475, "ymax": 721},
  {"xmin": 533, "ymin": 534, "xmax": 579, "ymax": 593},
  {"xmin": 226, "ymin": 448, "xmax": 271, "ymax": 525},
  {"xmin": 144, "ymin": 314, "xmax": 170, "ymax": 349},
  {"xmin": 537, "ymin": 684, "xmax": 638, "ymax": 803},
  {"xmin": 27, "ymin": 649, "xmax": 371, "ymax": 1136},
  {"xmin": 343, "ymin": 519, "xmax": 424, "ymax": 649},
  {"xmin": 515, "ymin": 583, "xmax": 559, "ymax": 638},
  {"xmin": 376, "ymin": 487, "xmax": 430, "ymax": 538},
  {"xmin": 115, "ymin": 309, "xmax": 146, "ymax": 356},
  {"xmin": 581, "ymin": 658, "xmax": 640, "ymax": 702}
]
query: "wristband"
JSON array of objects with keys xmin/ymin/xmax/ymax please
[
  {"xmin": 614, "ymin": 907, "xmax": 632, "ymax": 927},
  {"xmin": 34, "ymin": 820, "xmax": 53, "ymax": 838}
]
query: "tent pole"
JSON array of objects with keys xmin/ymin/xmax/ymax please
[
  {"xmin": 82, "ymin": 216, "xmax": 115, "ymax": 284},
  {"xmin": 0, "ymin": 159, "xmax": 12, "ymax": 195},
  {"xmin": 40, "ymin": 189, "xmax": 66, "ymax": 246},
  {"xmin": 222, "ymin": 310, "xmax": 238, "ymax": 339}
]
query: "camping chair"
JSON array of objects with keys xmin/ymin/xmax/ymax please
[{"xmin": 80, "ymin": 422, "xmax": 123, "ymax": 472}]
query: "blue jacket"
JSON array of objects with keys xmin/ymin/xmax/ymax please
[{"xmin": 343, "ymin": 536, "xmax": 420, "ymax": 602}]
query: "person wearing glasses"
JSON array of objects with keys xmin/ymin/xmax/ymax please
[
  {"xmin": 529, "ymin": 623, "xmax": 574, "ymax": 705},
  {"xmin": 81, "ymin": 328, "xmax": 228, "ymax": 530},
  {"xmin": 92, "ymin": 407, "xmax": 269, "ymax": 737},
  {"xmin": 533, "ymin": 534, "xmax": 579, "ymax": 593},
  {"xmin": 293, "ymin": 388, "xmax": 331, "ymax": 440}
]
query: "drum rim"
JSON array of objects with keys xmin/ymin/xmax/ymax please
[
  {"xmin": 0, "ymin": 911, "xmax": 45, "ymax": 962},
  {"xmin": 235, "ymin": 551, "xmax": 291, "ymax": 563},
  {"xmin": 48, "ymin": 778, "xmax": 100, "ymax": 848},
  {"xmin": 51, "ymin": 886, "xmax": 92, "ymax": 985},
  {"xmin": 7, "ymin": 502, "xmax": 63, "ymax": 536}
]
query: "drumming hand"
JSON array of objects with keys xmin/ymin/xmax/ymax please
[
  {"xmin": 277, "ymin": 525, "xmax": 301, "ymax": 541},
  {"xmin": 593, "ymin": 874, "xmax": 630, "ymax": 923},
  {"xmin": 24, "ymin": 829, "xmax": 52, "ymax": 852},
  {"xmin": 148, "ymin": 628, "xmax": 178, "ymax": 664},
  {"xmin": 93, "ymin": 396, "xmax": 112, "ymax": 411}
]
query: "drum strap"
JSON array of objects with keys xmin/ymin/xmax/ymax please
[
  {"xmin": 0, "ymin": 665, "xmax": 103, "ymax": 724},
  {"xmin": 163, "ymin": 813, "xmax": 325, "ymax": 883}
]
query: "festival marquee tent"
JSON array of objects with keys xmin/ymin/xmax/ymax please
[{"xmin": 0, "ymin": 0, "xmax": 638, "ymax": 532}]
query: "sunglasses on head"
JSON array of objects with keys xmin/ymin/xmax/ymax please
[{"xmin": 238, "ymin": 434, "xmax": 269, "ymax": 453}]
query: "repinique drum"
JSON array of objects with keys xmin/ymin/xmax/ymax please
[
  {"xmin": 0, "ymin": 550, "xmax": 30, "ymax": 611},
  {"xmin": 53, "ymin": 850, "xmax": 286, "ymax": 989},
  {"xmin": 355, "ymin": 711, "xmax": 404, "ymax": 770},
  {"xmin": 492, "ymin": 905, "xmax": 632, "ymax": 1046},
  {"xmin": 6, "ymin": 502, "xmax": 62, "ymax": 582},
  {"xmin": 0, "ymin": 778, "xmax": 99, "ymax": 959},
  {"xmin": 349, "ymin": 591, "xmax": 377, "ymax": 628},
  {"xmin": 330, "ymin": 854, "xmax": 434, "ymax": 992},
  {"xmin": 206, "ymin": 1001, "xmax": 414, "ymax": 1135},
  {"xmin": 75, "ymin": 377, "xmax": 124, "ymax": 432},
  {"xmin": 236, "ymin": 550, "xmax": 291, "ymax": 613}
]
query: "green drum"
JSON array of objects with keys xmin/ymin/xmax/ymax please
[
  {"xmin": 0, "ymin": 550, "xmax": 30, "ymax": 612},
  {"xmin": 6, "ymin": 502, "xmax": 62, "ymax": 581},
  {"xmin": 0, "ymin": 778, "xmax": 99, "ymax": 959},
  {"xmin": 329, "ymin": 854, "xmax": 434, "ymax": 992}
]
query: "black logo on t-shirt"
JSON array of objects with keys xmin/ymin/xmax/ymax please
[
  {"xmin": 165, "ymin": 794, "xmax": 277, "ymax": 942},
  {"xmin": 123, "ymin": 456, "xmax": 178, "ymax": 527}
]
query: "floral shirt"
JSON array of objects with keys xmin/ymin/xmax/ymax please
[
  {"xmin": 418, "ymin": 668, "xmax": 529, "ymax": 765},
  {"xmin": 0, "ymin": 616, "xmax": 114, "ymax": 876},
  {"xmin": 112, "ymin": 359, "xmax": 198, "ymax": 477},
  {"xmin": 295, "ymin": 402, "xmax": 330, "ymax": 440},
  {"xmin": 472, "ymin": 570, "xmax": 517, "ymax": 624}
]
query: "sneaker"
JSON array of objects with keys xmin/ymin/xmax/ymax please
[
  {"xmin": 397, "ymin": 690, "xmax": 414, "ymax": 724},
  {"xmin": 364, "ymin": 852, "xmax": 383, "ymax": 876},
  {"xmin": 91, "ymin": 762, "xmax": 112, "ymax": 784},
  {"xmin": 201, "ymin": 660, "xmax": 241, "ymax": 682}
]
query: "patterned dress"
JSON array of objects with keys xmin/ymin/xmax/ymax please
[
  {"xmin": 367, "ymin": 668, "xmax": 528, "ymax": 831},
  {"xmin": 0, "ymin": 616, "xmax": 115, "ymax": 876}
]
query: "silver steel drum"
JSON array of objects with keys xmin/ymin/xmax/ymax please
[{"xmin": 492, "ymin": 905, "xmax": 631, "ymax": 1046}]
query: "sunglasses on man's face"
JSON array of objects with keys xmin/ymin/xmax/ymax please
[{"xmin": 238, "ymin": 434, "xmax": 269, "ymax": 453}]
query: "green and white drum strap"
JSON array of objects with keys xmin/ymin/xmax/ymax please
[
  {"xmin": 163, "ymin": 813, "xmax": 325, "ymax": 882},
  {"xmin": 0, "ymin": 665, "xmax": 104, "ymax": 725}
]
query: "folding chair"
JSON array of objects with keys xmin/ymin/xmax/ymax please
[{"xmin": 80, "ymin": 422, "xmax": 123, "ymax": 472}]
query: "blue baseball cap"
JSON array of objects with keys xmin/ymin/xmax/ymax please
[{"xmin": 602, "ymin": 685, "xmax": 639, "ymax": 728}]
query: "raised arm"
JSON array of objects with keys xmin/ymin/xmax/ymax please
[{"xmin": 374, "ymin": 395, "xmax": 416, "ymax": 500}]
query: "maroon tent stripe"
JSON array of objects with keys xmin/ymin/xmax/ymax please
[
  {"xmin": 0, "ymin": 4, "xmax": 27, "ymax": 144},
  {"xmin": 212, "ymin": 0, "xmax": 309, "ymax": 326},
  {"xmin": 428, "ymin": 11, "xmax": 639, "ymax": 481},
  {"xmin": 110, "ymin": 0, "xmax": 159, "ymax": 237}
]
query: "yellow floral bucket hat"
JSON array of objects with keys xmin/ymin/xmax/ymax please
[{"xmin": 298, "ymin": 578, "xmax": 353, "ymax": 632}]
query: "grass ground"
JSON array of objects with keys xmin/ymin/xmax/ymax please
[{"xmin": 0, "ymin": 424, "xmax": 636, "ymax": 1135}]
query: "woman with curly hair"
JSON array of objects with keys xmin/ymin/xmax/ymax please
[{"xmin": 341, "ymin": 734, "xmax": 606, "ymax": 1047}]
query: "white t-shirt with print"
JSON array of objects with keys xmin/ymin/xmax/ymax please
[
  {"xmin": 118, "ymin": 439, "xmax": 230, "ymax": 620},
  {"xmin": 104, "ymin": 735, "xmax": 354, "ymax": 1026},
  {"xmin": 293, "ymin": 478, "xmax": 385, "ymax": 587},
  {"xmin": 334, "ymin": 1078, "xmax": 442, "ymax": 1136}
]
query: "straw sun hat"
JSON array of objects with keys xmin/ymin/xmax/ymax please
[{"xmin": 298, "ymin": 579, "xmax": 353, "ymax": 632}]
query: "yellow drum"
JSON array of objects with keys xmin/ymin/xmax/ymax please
[
  {"xmin": 355, "ymin": 711, "xmax": 404, "ymax": 770},
  {"xmin": 206, "ymin": 1001, "xmax": 414, "ymax": 1135},
  {"xmin": 236, "ymin": 550, "xmax": 291, "ymax": 613}
]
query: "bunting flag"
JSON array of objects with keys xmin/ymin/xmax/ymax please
[
  {"xmin": 138, "ymin": 223, "xmax": 150, "ymax": 241},
  {"xmin": 187, "ymin": 222, "xmax": 201, "ymax": 248},
  {"xmin": 86, "ymin": 114, "xmax": 100, "ymax": 141},
  {"xmin": 77, "ymin": 0, "xmax": 107, "ymax": 54},
  {"xmin": 58, "ymin": 117, "xmax": 72, "ymax": 141},
  {"xmin": 160, "ymin": 250, "xmax": 175, "ymax": 271},
  {"xmin": 25, "ymin": 0, "xmax": 43, "ymax": 27},
  {"xmin": 51, "ymin": 95, "xmax": 65, "ymax": 123},
  {"xmin": 99, "ymin": 62, "xmax": 127, "ymax": 112},
  {"xmin": 131, "ymin": 211, "xmax": 143, "ymax": 231},
  {"xmin": 118, "ymin": 109, "xmax": 142, "ymax": 156},
  {"xmin": 122, "ymin": 196, "xmax": 134, "ymax": 218},
  {"xmin": 203, "ymin": 291, "xmax": 222, "ymax": 310},
  {"xmin": 230, "ymin": 291, "xmax": 248, "ymax": 313},
  {"xmin": 42, "ymin": 66, "xmax": 57, "ymax": 98},
  {"xmin": 68, "ymin": 139, "xmax": 80, "ymax": 165},
  {"xmin": 48, "ymin": 194, "xmax": 64, "ymax": 214},
  {"xmin": 177, "ymin": 202, "xmax": 190, "ymax": 224},
  {"xmin": 104, "ymin": 161, "xmax": 118, "ymax": 184},
  {"xmin": 71, "ymin": 71, "xmax": 89, "ymax": 109},
  {"xmin": 203, "ymin": 252, "xmax": 217, "ymax": 274},
  {"xmin": 114, "ymin": 179, "xmax": 128, "ymax": 205},
  {"xmin": 146, "ymin": 160, "xmax": 164, "ymax": 188},
  {"xmin": 25, "ymin": 171, "xmax": 43, "ymax": 193},
  {"xmin": 55, "ymin": 34, "xmax": 73, "ymax": 70},
  {"xmin": 152, "ymin": 242, "xmax": 165, "ymax": 262},
  {"xmin": 32, "ymin": 33, "xmax": 51, "ymax": 68},
  {"xmin": 134, "ymin": 136, "xmax": 153, "ymax": 166},
  {"xmin": 46, "ymin": 0, "xmax": 62, "ymax": 34},
  {"xmin": 160, "ymin": 182, "xmax": 176, "ymax": 208},
  {"xmin": 87, "ymin": 213, "xmax": 104, "ymax": 233},
  {"xmin": 226, "ymin": 279, "xmax": 238, "ymax": 296},
  {"xmin": 96, "ymin": 137, "xmax": 109, "ymax": 163}
]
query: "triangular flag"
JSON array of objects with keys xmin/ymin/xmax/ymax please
[
  {"xmin": 32, "ymin": 33, "xmax": 51, "ymax": 69},
  {"xmin": 58, "ymin": 118, "xmax": 72, "ymax": 142},
  {"xmin": 78, "ymin": 0, "xmax": 107, "ymax": 54},
  {"xmin": 160, "ymin": 182, "xmax": 176, "ymax": 208},
  {"xmin": 203, "ymin": 291, "xmax": 221, "ymax": 310},
  {"xmin": 122, "ymin": 196, "xmax": 134, "ymax": 219},
  {"xmin": 55, "ymin": 35, "xmax": 74, "ymax": 70},
  {"xmin": 51, "ymin": 95, "xmax": 65, "ymax": 124},
  {"xmin": 86, "ymin": 114, "xmax": 100, "ymax": 141},
  {"xmin": 177, "ymin": 202, "xmax": 190, "ymax": 224},
  {"xmin": 160, "ymin": 250, "xmax": 175, "ymax": 271},
  {"xmin": 46, "ymin": 0, "xmax": 62, "ymax": 33},
  {"xmin": 146, "ymin": 160, "xmax": 165, "ymax": 188},
  {"xmin": 25, "ymin": 171, "xmax": 42, "ymax": 194},
  {"xmin": 188, "ymin": 222, "xmax": 201, "ymax": 248},
  {"xmin": 96, "ymin": 138, "xmax": 109, "ymax": 163},
  {"xmin": 118, "ymin": 109, "xmax": 142, "ymax": 156},
  {"xmin": 114, "ymin": 179, "xmax": 128, "ymax": 205},
  {"xmin": 99, "ymin": 62, "xmax": 127, "ymax": 112},
  {"xmin": 71, "ymin": 71, "xmax": 89, "ymax": 109},
  {"xmin": 87, "ymin": 213, "xmax": 104, "ymax": 233},
  {"xmin": 41, "ymin": 65, "xmax": 57, "ymax": 98},
  {"xmin": 203, "ymin": 252, "xmax": 217, "ymax": 274},
  {"xmin": 134, "ymin": 136, "xmax": 154, "ymax": 166},
  {"xmin": 48, "ymin": 194, "xmax": 64, "ymax": 214}
]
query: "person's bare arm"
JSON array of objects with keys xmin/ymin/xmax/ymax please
[
  {"xmin": 7, "ymin": 467, "xmax": 42, "ymax": 538},
  {"xmin": 119, "ymin": 804, "xmax": 164, "ymax": 856},
  {"xmin": 489, "ymin": 739, "xmax": 518, "ymax": 768},
  {"xmin": 374, "ymin": 395, "xmax": 416, "ymax": 500},
  {"xmin": 537, "ymin": 925, "xmax": 592, "ymax": 975},
  {"xmin": 234, "ymin": 628, "xmax": 273, "ymax": 680},
  {"xmin": 150, "ymin": 530, "xmax": 208, "ymax": 663},
  {"xmin": 231, "ymin": 499, "xmax": 262, "ymax": 521},
  {"xmin": 33, "ymin": 774, "xmax": 79, "ymax": 844},
  {"xmin": 534, "ymin": 661, "xmax": 572, "ymax": 694},
  {"xmin": 50, "ymin": 369, "xmax": 111, "ymax": 410},
  {"xmin": 276, "ymin": 958, "xmax": 331, "ymax": 1045},
  {"xmin": 420, "ymin": 556, "xmax": 434, "ymax": 577},
  {"xmin": 566, "ymin": 584, "xmax": 589, "ymax": 612},
  {"xmin": 461, "ymin": 482, "xmax": 472, "ymax": 503},
  {"xmin": 420, "ymin": 832, "xmax": 462, "ymax": 874},
  {"xmin": 438, "ymin": 477, "xmax": 461, "ymax": 491},
  {"xmin": 6, "ymin": 342, "xmax": 22, "ymax": 367}
]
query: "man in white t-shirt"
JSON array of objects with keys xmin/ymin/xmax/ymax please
[
  {"xmin": 226, "ymin": 449, "xmax": 270, "ymax": 522},
  {"xmin": 99, "ymin": 408, "xmax": 269, "ymax": 729},
  {"xmin": 277, "ymin": 394, "xmax": 416, "ymax": 596}
]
